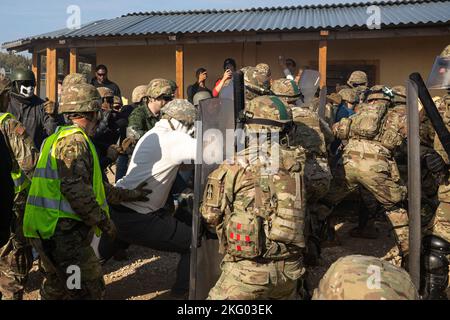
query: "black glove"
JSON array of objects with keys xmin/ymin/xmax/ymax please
[
  {"xmin": 126, "ymin": 181, "xmax": 152, "ymax": 202},
  {"xmin": 97, "ymin": 218, "xmax": 117, "ymax": 240},
  {"xmin": 425, "ymin": 152, "xmax": 447, "ymax": 174}
]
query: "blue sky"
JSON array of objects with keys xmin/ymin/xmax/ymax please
[{"xmin": 0, "ymin": 0, "xmax": 376, "ymax": 50}]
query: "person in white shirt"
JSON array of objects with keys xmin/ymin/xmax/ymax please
[{"xmin": 99, "ymin": 99, "xmax": 197, "ymax": 297}]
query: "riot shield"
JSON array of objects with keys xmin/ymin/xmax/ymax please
[
  {"xmin": 189, "ymin": 97, "xmax": 235, "ymax": 300},
  {"xmin": 219, "ymin": 78, "xmax": 234, "ymax": 100},
  {"xmin": 298, "ymin": 69, "xmax": 321, "ymax": 105},
  {"xmin": 318, "ymin": 85, "xmax": 327, "ymax": 120},
  {"xmin": 406, "ymin": 79, "xmax": 421, "ymax": 291},
  {"xmin": 426, "ymin": 56, "xmax": 450, "ymax": 90}
]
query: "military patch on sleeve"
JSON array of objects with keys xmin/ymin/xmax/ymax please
[
  {"xmin": 14, "ymin": 125, "xmax": 25, "ymax": 136},
  {"xmin": 205, "ymin": 180, "xmax": 221, "ymax": 207}
]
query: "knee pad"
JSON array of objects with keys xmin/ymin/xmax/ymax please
[{"xmin": 421, "ymin": 235, "xmax": 450, "ymax": 299}]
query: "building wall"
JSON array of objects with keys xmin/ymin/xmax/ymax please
[{"xmin": 96, "ymin": 35, "xmax": 450, "ymax": 100}]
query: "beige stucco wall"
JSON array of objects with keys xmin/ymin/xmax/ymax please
[{"xmin": 96, "ymin": 35, "xmax": 450, "ymax": 101}]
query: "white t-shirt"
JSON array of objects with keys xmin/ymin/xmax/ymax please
[{"xmin": 115, "ymin": 118, "xmax": 196, "ymax": 214}]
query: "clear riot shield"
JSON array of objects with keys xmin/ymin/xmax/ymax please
[
  {"xmin": 426, "ymin": 56, "xmax": 450, "ymax": 90},
  {"xmin": 219, "ymin": 78, "xmax": 234, "ymax": 101},
  {"xmin": 406, "ymin": 79, "xmax": 421, "ymax": 291},
  {"xmin": 189, "ymin": 97, "xmax": 235, "ymax": 300},
  {"xmin": 298, "ymin": 69, "xmax": 321, "ymax": 105}
]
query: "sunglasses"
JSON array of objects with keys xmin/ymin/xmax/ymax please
[
  {"xmin": 103, "ymin": 97, "xmax": 114, "ymax": 104},
  {"xmin": 162, "ymin": 96, "xmax": 173, "ymax": 102},
  {"xmin": 96, "ymin": 73, "xmax": 106, "ymax": 77}
]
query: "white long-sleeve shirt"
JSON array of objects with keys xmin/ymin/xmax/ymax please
[{"xmin": 115, "ymin": 118, "xmax": 196, "ymax": 214}]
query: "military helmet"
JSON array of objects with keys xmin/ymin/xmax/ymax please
[
  {"xmin": 59, "ymin": 83, "xmax": 102, "ymax": 114},
  {"xmin": 0, "ymin": 75, "xmax": 12, "ymax": 96},
  {"xmin": 244, "ymin": 67, "xmax": 271, "ymax": 95},
  {"xmin": 312, "ymin": 255, "xmax": 418, "ymax": 300},
  {"xmin": 62, "ymin": 73, "xmax": 87, "ymax": 90},
  {"xmin": 244, "ymin": 95, "xmax": 292, "ymax": 132},
  {"xmin": 392, "ymin": 85, "xmax": 407, "ymax": 105},
  {"xmin": 193, "ymin": 91, "xmax": 212, "ymax": 107},
  {"xmin": 96, "ymin": 87, "xmax": 114, "ymax": 99},
  {"xmin": 131, "ymin": 85, "xmax": 149, "ymax": 103},
  {"xmin": 271, "ymin": 78, "xmax": 301, "ymax": 103},
  {"xmin": 367, "ymin": 85, "xmax": 393, "ymax": 102},
  {"xmin": 146, "ymin": 78, "xmax": 173, "ymax": 99},
  {"xmin": 168, "ymin": 79, "xmax": 178, "ymax": 93},
  {"xmin": 10, "ymin": 69, "xmax": 36, "ymax": 86},
  {"xmin": 255, "ymin": 63, "xmax": 271, "ymax": 78},
  {"xmin": 347, "ymin": 71, "xmax": 368, "ymax": 87},
  {"xmin": 338, "ymin": 88, "xmax": 357, "ymax": 104},
  {"xmin": 161, "ymin": 99, "xmax": 197, "ymax": 126},
  {"xmin": 440, "ymin": 44, "xmax": 450, "ymax": 58}
]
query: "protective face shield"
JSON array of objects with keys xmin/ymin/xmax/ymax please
[
  {"xmin": 17, "ymin": 81, "xmax": 34, "ymax": 98},
  {"xmin": 427, "ymin": 56, "xmax": 450, "ymax": 90}
]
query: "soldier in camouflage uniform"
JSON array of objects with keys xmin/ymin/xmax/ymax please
[
  {"xmin": 0, "ymin": 76, "xmax": 39, "ymax": 300},
  {"xmin": 23, "ymin": 83, "xmax": 151, "ymax": 300},
  {"xmin": 420, "ymin": 44, "xmax": 450, "ymax": 300},
  {"xmin": 255, "ymin": 63, "xmax": 272, "ymax": 79},
  {"xmin": 201, "ymin": 95, "xmax": 307, "ymax": 300},
  {"xmin": 341, "ymin": 70, "xmax": 369, "ymax": 103},
  {"xmin": 124, "ymin": 79, "xmax": 174, "ymax": 151},
  {"xmin": 318, "ymin": 85, "xmax": 410, "ymax": 260},
  {"xmin": 312, "ymin": 255, "xmax": 419, "ymax": 300},
  {"xmin": 272, "ymin": 78, "xmax": 333, "ymax": 265},
  {"xmin": 243, "ymin": 67, "xmax": 272, "ymax": 102}
]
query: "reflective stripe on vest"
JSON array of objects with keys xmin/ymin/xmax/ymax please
[
  {"xmin": 0, "ymin": 112, "xmax": 31, "ymax": 193},
  {"xmin": 23, "ymin": 125, "xmax": 109, "ymax": 239}
]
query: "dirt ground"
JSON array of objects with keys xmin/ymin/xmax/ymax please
[
  {"xmin": 18, "ymin": 169, "xmax": 408, "ymax": 300},
  {"xmin": 22, "ymin": 216, "xmax": 398, "ymax": 300}
]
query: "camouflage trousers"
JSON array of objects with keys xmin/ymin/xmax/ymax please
[
  {"xmin": 426, "ymin": 201, "xmax": 450, "ymax": 243},
  {"xmin": 0, "ymin": 191, "xmax": 33, "ymax": 300},
  {"xmin": 320, "ymin": 152, "xmax": 409, "ymax": 254},
  {"xmin": 208, "ymin": 255, "xmax": 304, "ymax": 300},
  {"xmin": 39, "ymin": 219, "xmax": 105, "ymax": 300}
]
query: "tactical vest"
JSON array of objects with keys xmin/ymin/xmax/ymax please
[
  {"xmin": 23, "ymin": 125, "xmax": 109, "ymax": 239},
  {"xmin": 291, "ymin": 107, "xmax": 327, "ymax": 157},
  {"xmin": 0, "ymin": 112, "xmax": 31, "ymax": 193},
  {"xmin": 216, "ymin": 145, "xmax": 306, "ymax": 260},
  {"xmin": 350, "ymin": 102, "xmax": 387, "ymax": 140}
]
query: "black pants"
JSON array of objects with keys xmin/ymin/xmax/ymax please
[{"xmin": 99, "ymin": 205, "xmax": 191, "ymax": 292}]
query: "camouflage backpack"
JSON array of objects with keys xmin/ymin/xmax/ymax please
[
  {"xmin": 350, "ymin": 102, "xmax": 388, "ymax": 139},
  {"xmin": 219, "ymin": 144, "xmax": 305, "ymax": 260},
  {"xmin": 378, "ymin": 105, "xmax": 407, "ymax": 151},
  {"xmin": 291, "ymin": 107, "xmax": 327, "ymax": 156}
]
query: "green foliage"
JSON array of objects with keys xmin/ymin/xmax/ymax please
[{"xmin": 0, "ymin": 52, "xmax": 31, "ymax": 74}]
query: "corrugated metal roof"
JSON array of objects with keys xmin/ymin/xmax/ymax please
[{"xmin": 4, "ymin": 0, "xmax": 450, "ymax": 48}]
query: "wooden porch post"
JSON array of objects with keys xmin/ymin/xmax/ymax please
[
  {"xmin": 46, "ymin": 47, "xmax": 58, "ymax": 102},
  {"xmin": 319, "ymin": 30, "xmax": 329, "ymax": 89},
  {"xmin": 31, "ymin": 50, "xmax": 40, "ymax": 96},
  {"xmin": 175, "ymin": 45, "xmax": 184, "ymax": 99},
  {"xmin": 69, "ymin": 48, "xmax": 78, "ymax": 74}
]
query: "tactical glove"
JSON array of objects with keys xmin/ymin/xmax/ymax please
[
  {"xmin": 97, "ymin": 217, "xmax": 117, "ymax": 240},
  {"xmin": 43, "ymin": 100, "xmax": 56, "ymax": 116},
  {"xmin": 106, "ymin": 144, "xmax": 122, "ymax": 163},
  {"xmin": 123, "ymin": 181, "xmax": 152, "ymax": 202},
  {"xmin": 425, "ymin": 152, "xmax": 447, "ymax": 174},
  {"xmin": 121, "ymin": 137, "xmax": 136, "ymax": 155}
]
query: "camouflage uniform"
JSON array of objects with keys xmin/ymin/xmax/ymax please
[
  {"xmin": 418, "ymin": 45, "xmax": 450, "ymax": 300},
  {"xmin": 126, "ymin": 79, "xmax": 173, "ymax": 142},
  {"xmin": 243, "ymin": 67, "xmax": 271, "ymax": 102},
  {"xmin": 312, "ymin": 255, "xmax": 418, "ymax": 300},
  {"xmin": 0, "ymin": 76, "xmax": 39, "ymax": 300},
  {"xmin": 272, "ymin": 79, "xmax": 333, "ymax": 263},
  {"xmin": 201, "ymin": 96, "xmax": 307, "ymax": 300},
  {"xmin": 27, "ymin": 84, "xmax": 150, "ymax": 300},
  {"xmin": 320, "ymin": 85, "xmax": 410, "ymax": 256},
  {"xmin": 342, "ymin": 70, "xmax": 369, "ymax": 104}
]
